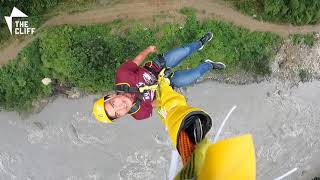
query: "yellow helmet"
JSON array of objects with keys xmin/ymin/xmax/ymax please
[{"xmin": 92, "ymin": 96, "xmax": 113, "ymax": 123}]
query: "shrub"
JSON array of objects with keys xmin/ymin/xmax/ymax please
[
  {"xmin": 226, "ymin": 0, "xmax": 320, "ymax": 25},
  {"xmin": 0, "ymin": 0, "xmax": 61, "ymax": 44},
  {"xmin": 298, "ymin": 69, "xmax": 311, "ymax": 82},
  {"xmin": 0, "ymin": 15, "xmax": 282, "ymax": 111},
  {"xmin": 174, "ymin": 15, "xmax": 281, "ymax": 75},
  {"xmin": 0, "ymin": 40, "xmax": 52, "ymax": 111},
  {"xmin": 178, "ymin": 7, "xmax": 197, "ymax": 16},
  {"xmin": 291, "ymin": 33, "xmax": 316, "ymax": 47},
  {"xmin": 39, "ymin": 24, "xmax": 157, "ymax": 93}
]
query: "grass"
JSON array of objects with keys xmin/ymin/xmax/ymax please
[
  {"xmin": 0, "ymin": 40, "xmax": 53, "ymax": 111},
  {"xmin": 178, "ymin": 7, "xmax": 197, "ymax": 16},
  {"xmin": 290, "ymin": 33, "xmax": 317, "ymax": 47},
  {"xmin": 0, "ymin": 14, "xmax": 282, "ymax": 112},
  {"xmin": 225, "ymin": 0, "xmax": 320, "ymax": 25},
  {"xmin": 0, "ymin": 0, "xmax": 119, "ymax": 48},
  {"xmin": 298, "ymin": 69, "xmax": 311, "ymax": 82}
]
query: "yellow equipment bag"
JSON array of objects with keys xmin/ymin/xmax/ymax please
[
  {"xmin": 156, "ymin": 72, "xmax": 212, "ymax": 148},
  {"xmin": 199, "ymin": 134, "xmax": 256, "ymax": 180},
  {"xmin": 175, "ymin": 135, "xmax": 256, "ymax": 180},
  {"xmin": 156, "ymin": 70, "xmax": 256, "ymax": 180}
]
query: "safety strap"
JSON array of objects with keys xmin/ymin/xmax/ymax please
[
  {"xmin": 193, "ymin": 117, "xmax": 203, "ymax": 144},
  {"xmin": 156, "ymin": 54, "xmax": 166, "ymax": 68},
  {"xmin": 115, "ymin": 84, "xmax": 140, "ymax": 93},
  {"xmin": 177, "ymin": 153, "xmax": 196, "ymax": 180},
  {"xmin": 178, "ymin": 113, "xmax": 211, "ymax": 147},
  {"xmin": 128, "ymin": 93, "xmax": 143, "ymax": 114},
  {"xmin": 114, "ymin": 66, "xmax": 168, "ymax": 115},
  {"xmin": 143, "ymin": 65, "xmax": 159, "ymax": 78},
  {"xmin": 115, "ymin": 83, "xmax": 155, "ymax": 115}
]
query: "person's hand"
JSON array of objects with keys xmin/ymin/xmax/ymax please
[{"xmin": 147, "ymin": 45, "xmax": 158, "ymax": 53}]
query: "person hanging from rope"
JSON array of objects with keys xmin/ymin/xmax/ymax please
[{"xmin": 93, "ymin": 32, "xmax": 226, "ymax": 123}]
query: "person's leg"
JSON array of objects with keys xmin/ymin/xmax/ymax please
[
  {"xmin": 153, "ymin": 41, "xmax": 202, "ymax": 69},
  {"xmin": 153, "ymin": 32, "xmax": 213, "ymax": 69},
  {"xmin": 162, "ymin": 41, "xmax": 202, "ymax": 68},
  {"xmin": 170, "ymin": 62, "xmax": 213, "ymax": 88}
]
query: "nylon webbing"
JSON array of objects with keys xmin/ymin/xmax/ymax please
[
  {"xmin": 178, "ymin": 130, "xmax": 196, "ymax": 166},
  {"xmin": 114, "ymin": 84, "xmax": 139, "ymax": 93}
]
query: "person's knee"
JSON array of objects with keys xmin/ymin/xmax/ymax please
[{"xmin": 182, "ymin": 46, "xmax": 191, "ymax": 53}]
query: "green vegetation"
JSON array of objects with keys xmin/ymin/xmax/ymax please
[
  {"xmin": 175, "ymin": 14, "xmax": 281, "ymax": 75},
  {"xmin": 0, "ymin": 0, "xmax": 60, "ymax": 25},
  {"xmin": 0, "ymin": 0, "xmax": 98, "ymax": 47},
  {"xmin": 178, "ymin": 7, "xmax": 197, "ymax": 16},
  {"xmin": 0, "ymin": 40, "xmax": 53, "ymax": 111},
  {"xmin": 0, "ymin": 14, "xmax": 282, "ymax": 111},
  {"xmin": 290, "ymin": 33, "xmax": 316, "ymax": 47},
  {"xmin": 298, "ymin": 69, "xmax": 311, "ymax": 82},
  {"xmin": 226, "ymin": 0, "xmax": 320, "ymax": 25},
  {"xmin": 0, "ymin": 0, "xmax": 60, "ymax": 45},
  {"xmin": 39, "ymin": 24, "xmax": 156, "ymax": 92}
]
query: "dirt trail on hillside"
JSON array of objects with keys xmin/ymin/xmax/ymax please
[{"xmin": 1, "ymin": 0, "xmax": 320, "ymax": 66}]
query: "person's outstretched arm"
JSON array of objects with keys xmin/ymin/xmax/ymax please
[{"xmin": 133, "ymin": 45, "xmax": 157, "ymax": 66}]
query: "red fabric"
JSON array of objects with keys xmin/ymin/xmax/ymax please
[{"xmin": 115, "ymin": 60, "xmax": 160, "ymax": 120}]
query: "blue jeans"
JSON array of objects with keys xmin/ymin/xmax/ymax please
[{"xmin": 153, "ymin": 41, "xmax": 213, "ymax": 88}]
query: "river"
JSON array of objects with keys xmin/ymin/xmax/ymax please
[{"xmin": 0, "ymin": 80, "xmax": 319, "ymax": 180}]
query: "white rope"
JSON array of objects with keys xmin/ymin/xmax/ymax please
[
  {"xmin": 213, "ymin": 105, "xmax": 237, "ymax": 143},
  {"xmin": 273, "ymin": 168, "xmax": 298, "ymax": 180},
  {"xmin": 168, "ymin": 150, "xmax": 179, "ymax": 180}
]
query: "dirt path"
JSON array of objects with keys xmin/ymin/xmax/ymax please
[{"xmin": 1, "ymin": 0, "xmax": 320, "ymax": 66}]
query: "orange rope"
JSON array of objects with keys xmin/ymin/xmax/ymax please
[{"xmin": 178, "ymin": 130, "xmax": 196, "ymax": 165}]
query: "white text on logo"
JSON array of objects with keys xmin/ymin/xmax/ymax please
[{"xmin": 4, "ymin": 7, "xmax": 36, "ymax": 35}]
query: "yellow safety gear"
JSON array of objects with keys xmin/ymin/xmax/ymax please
[
  {"xmin": 138, "ymin": 84, "xmax": 158, "ymax": 93},
  {"xmin": 174, "ymin": 138, "xmax": 211, "ymax": 180},
  {"xmin": 198, "ymin": 134, "xmax": 256, "ymax": 180},
  {"xmin": 93, "ymin": 69, "xmax": 161, "ymax": 123},
  {"xmin": 155, "ymin": 70, "xmax": 256, "ymax": 180},
  {"xmin": 175, "ymin": 134, "xmax": 256, "ymax": 180},
  {"xmin": 156, "ymin": 72, "xmax": 212, "ymax": 148},
  {"xmin": 92, "ymin": 96, "xmax": 113, "ymax": 123},
  {"xmin": 175, "ymin": 135, "xmax": 256, "ymax": 180}
]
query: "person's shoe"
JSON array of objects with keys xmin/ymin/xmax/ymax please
[
  {"xmin": 203, "ymin": 59, "xmax": 226, "ymax": 70},
  {"xmin": 199, "ymin": 32, "xmax": 213, "ymax": 50}
]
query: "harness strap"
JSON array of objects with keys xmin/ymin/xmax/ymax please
[
  {"xmin": 115, "ymin": 63, "xmax": 166, "ymax": 114},
  {"xmin": 143, "ymin": 65, "xmax": 159, "ymax": 78},
  {"xmin": 156, "ymin": 54, "xmax": 166, "ymax": 68},
  {"xmin": 114, "ymin": 84, "xmax": 140, "ymax": 93},
  {"xmin": 138, "ymin": 84, "xmax": 158, "ymax": 93},
  {"xmin": 128, "ymin": 94, "xmax": 143, "ymax": 114},
  {"xmin": 114, "ymin": 84, "xmax": 146, "ymax": 115}
]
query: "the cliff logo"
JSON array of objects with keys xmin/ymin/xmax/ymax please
[{"xmin": 4, "ymin": 7, "xmax": 36, "ymax": 35}]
